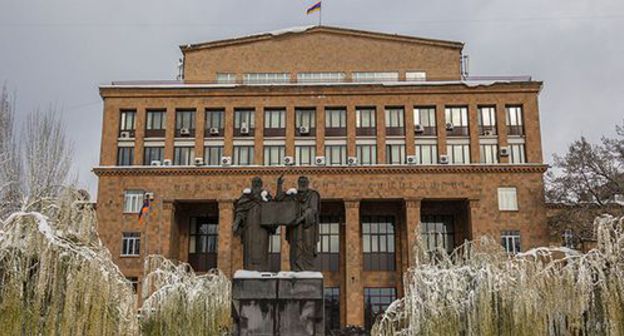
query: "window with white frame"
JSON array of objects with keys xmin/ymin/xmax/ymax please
[
  {"xmin": 205, "ymin": 109, "xmax": 225, "ymax": 129},
  {"xmin": 234, "ymin": 109, "xmax": 255, "ymax": 128},
  {"xmin": 325, "ymin": 108, "xmax": 347, "ymax": 128},
  {"xmin": 295, "ymin": 145, "xmax": 316, "ymax": 166},
  {"xmin": 384, "ymin": 108, "xmax": 404, "ymax": 128},
  {"xmin": 506, "ymin": 106, "xmax": 524, "ymax": 136},
  {"xmin": 121, "ymin": 232, "xmax": 141, "ymax": 256},
  {"xmin": 414, "ymin": 107, "xmax": 436, "ymax": 128},
  {"xmin": 356, "ymin": 144, "xmax": 377, "ymax": 165},
  {"xmin": 406, "ymin": 71, "xmax": 427, "ymax": 81},
  {"xmin": 352, "ymin": 72, "xmax": 399, "ymax": 82},
  {"xmin": 295, "ymin": 109, "xmax": 316, "ymax": 129},
  {"xmin": 478, "ymin": 106, "xmax": 497, "ymax": 135},
  {"xmin": 175, "ymin": 110, "xmax": 196, "ymax": 130},
  {"xmin": 325, "ymin": 145, "xmax": 347, "ymax": 166},
  {"xmin": 480, "ymin": 144, "xmax": 499, "ymax": 164},
  {"xmin": 143, "ymin": 146, "xmax": 164, "ymax": 165},
  {"xmin": 356, "ymin": 108, "xmax": 376, "ymax": 128},
  {"xmin": 216, "ymin": 73, "xmax": 236, "ymax": 84},
  {"xmin": 233, "ymin": 146, "xmax": 254, "ymax": 165},
  {"xmin": 501, "ymin": 230, "xmax": 521, "ymax": 254},
  {"xmin": 509, "ymin": 144, "xmax": 526, "ymax": 164},
  {"xmin": 243, "ymin": 73, "xmax": 290, "ymax": 84},
  {"xmin": 446, "ymin": 144, "xmax": 470, "ymax": 164},
  {"xmin": 117, "ymin": 147, "xmax": 134, "ymax": 166},
  {"xmin": 174, "ymin": 146, "xmax": 195, "ymax": 165},
  {"xmin": 119, "ymin": 110, "xmax": 136, "ymax": 131},
  {"xmin": 386, "ymin": 144, "xmax": 405, "ymax": 164},
  {"xmin": 445, "ymin": 107, "xmax": 469, "ymax": 127},
  {"xmin": 264, "ymin": 145, "xmax": 285, "ymax": 166},
  {"xmin": 204, "ymin": 146, "xmax": 223, "ymax": 166},
  {"xmin": 498, "ymin": 187, "xmax": 518, "ymax": 211},
  {"xmin": 123, "ymin": 190, "xmax": 144, "ymax": 213},
  {"xmin": 414, "ymin": 144, "xmax": 437, "ymax": 164},
  {"xmin": 297, "ymin": 72, "xmax": 345, "ymax": 83},
  {"xmin": 264, "ymin": 109, "xmax": 286, "ymax": 129},
  {"xmin": 146, "ymin": 109, "xmax": 166, "ymax": 130}
]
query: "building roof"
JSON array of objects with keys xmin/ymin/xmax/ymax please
[{"xmin": 179, "ymin": 25, "xmax": 464, "ymax": 52}]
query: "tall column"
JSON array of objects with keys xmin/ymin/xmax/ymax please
[
  {"xmin": 316, "ymin": 107, "xmax": 325, "ymax": 157},
  {"xmin": 495, "ymin": 104, "xmax": 509, "ymax": 164},
  {"xmin": 224, "ymin": 106, "xmax": 234, "ymax": 157},
  {"xmin": 344, "ymin": 199, "xmax": 364, "ymax": 327},
  {"xmin": 160, "ymin": 200, "xmax": 175, "ymax": 258},
  {"xmin": 134, "ymin": 107, "xmax": 146, "ymax": 165},
  {"xmin": 404, "ymin": 105, "xmax": 415, "ymax": 156},
  {"xmin": 346, "ymin": 105, "xmax": 356, "ymax": 157},
  {"xmin": 467, "ymin": 198, "xmax": 479, "ymax": 242},
  {"xmin": 217, "ymin": 199, "xmax": 234, "ymax": 277},
  {"xmin": 195, "ymin": 106, "xmax": 206, "ymax": 161},
  {"xmin": 435, "ymin": 104, "xmax": 447, "ymax": 158},
  {"xmin": 404, "ymin": 198, "xmax": 422, "ymax": 268},
  {"xmin": 165, "ymin": 106, "xmax": 176, "ymax": 161},
  {"xmin": 468, "ymin": 104, "xmax": 480, "ymax": 163},
  {"xmin": 376, "ymin": 106, "xmax": 386, "ymax": 163},
  {"xmin": 285, "ymin": 106, "xmax": 296, "ymax": 157},
  {"xmin": 255, "ymin": 107, "xmax": 264, "ymax": 165}
]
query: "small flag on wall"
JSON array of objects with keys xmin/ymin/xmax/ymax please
[
  {"xmin": 138, "ymin": 198, "xmax": 150, "ymax": 225},
  {"xmin": 307, "ymin": 1, "xmax": 321, "ymax": 15}
]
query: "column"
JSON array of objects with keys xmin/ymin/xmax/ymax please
[
  {"xmin": 467, "ymin": 198, "xmax": 479, "ymax": 242},
  {"xmin": 254, "ymin": 107, "xmax": 264, "ymax": 165},
  {"xmin": 134, "ymin": 106, "xmax": 146, "ymax": 165},
  {"xmin": 217, "ymin": 199, "xmax": 235, "ymax": 277},
  {"xmin": 376, "ymin": 106, "xmax": 386, "ymax": 164},
  {"xmin": 195, "ymin": 106, "xmax": 206, "ymax": 161},
  {"xmin": 404, "ymin": 105, "xmax": 415, "ymax": 156},
  {"xmin": 316, "ymin": 106, "xmax": 325, "ymax": 157},
  {"xmin": 404, "ymin": 198, "xmax": 422, "ymax": 268},
  {"xmin": 285, "ymin": 106, "xmax": 296, "ymax": 157},
  {"xmin": 468, "ymin": 104, "xmax": 480, "ymax": 163},
  {"xmin": 344, "ymin": 199, "xmax": 364, "ymax": 327},
  {"xmin": 164, "ymin": 106, "xmax": 176, "ymax": 161},
  {"xmin": 435, "ymin": 104, "xmax": 447, "ymax": 158},
  {"xmin": 224, "ymin": 106, "xmax": 234, "ymax": 157},
  {"xmin": 346, "ymin": 105, "xmax": 356, "ymax": 157},
  {"xmin": 160, "ymin": 200, "xmax": 176, "ymax": 258},
  {"xmin": 495, "ymin": 104, "xmax": 509, "ymax": 164}
]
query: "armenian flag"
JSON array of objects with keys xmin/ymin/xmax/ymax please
[
  {"xmin": 138, "ymin": 198, "xmax": 150, "ymax": 225},
  {"xmin": 307, "ymin": 1, "xmax": 321, "ymax": 15}
]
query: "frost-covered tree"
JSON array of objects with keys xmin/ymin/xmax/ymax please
[{"xmin": 0, "ymin": 85, "xmax": 21, "ymax": 220}]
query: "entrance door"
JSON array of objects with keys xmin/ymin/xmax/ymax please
[{"xmin": 188, "ymin": 217, "xmax": 218, "ymax": 272}]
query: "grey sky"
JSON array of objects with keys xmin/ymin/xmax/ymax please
[{"xmin": 1, "ymin": 0, "xmax": 623, "ymax": 197}]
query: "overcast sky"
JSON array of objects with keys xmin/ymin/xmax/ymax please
[{"xmin": 1, "ymin": 0, "xmax": 623, "ymax": 197}]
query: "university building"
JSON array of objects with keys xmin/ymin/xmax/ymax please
[{"xmin": 94, "ymin": 26, "xmax": 548, "ymax": 331}]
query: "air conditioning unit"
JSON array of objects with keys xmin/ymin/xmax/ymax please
[
  {"xmin": 194, "ymin": 157, "xmax": 204, "ymax": 166},
  {"xmin": 445, "ymin": 123, "xmax": 454, "ymax": 131},
  {"xmin": 283, "ymin": 156, "xmax": 294, "ymax": 165},
  {"xmin": 347, "ymin": 156, "xmax": 358, "ymax": 166},
  {"xmin": 221, "ymin": 156, "xmax": 232, "ymax": 166},
  {"xmin": 414, "ymin": 124, "xmax": 425, "ymax": 133},
  {"xmin": 406, "ymin": 155, "xmax": 417, "ymax": 164},
  {"xmin": 315, "ymin": 156, "xmax": 326, "ymax": 166},
  {"xmin": 240, "ymin": 126, "xmax": 249, "ymax": 135},
  {"xmin": 163, "ymin": 159, "xmax": 172, "ymax": 166},
  {"xmin": 483, "ymin": 130, "xmax": 495, "ymax": 136},
  {"xmin": 144, "ymin": 192, "xmax": 155, "ymax": 200},
  {"xmin": 209, "ymin": 127, "xmax": 219, "ymax": 135},
  {"xmin": 298, "ymin": 126, "xmax": 310, "ymax": 135},
  {"xmin": 179, "ymin": 128, "xmax": 191, "ymax": 136},
  {"xmin": 439, "ymin": 155, "xmax": 449, "ymax": 164},
  {"xmin": 150, "ymin": 160, "xmax": 161, "ymax": 166},
  {"xmin": 499, "ymin": 146, "xmax": 510, "ymax": 157},
  {"xmin": 120, "ymin": 131, "xmax": 131, "ymax": 139}
]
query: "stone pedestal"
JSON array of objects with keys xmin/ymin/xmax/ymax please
[{"xmin": 232, "ymin": 270, "xmax": 324, "ymax": 336}]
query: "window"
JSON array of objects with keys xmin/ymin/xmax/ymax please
[
  {"xmin": 173, "ymin": 146, "xmax": 194, "ymax": 165},
  {"xmin": 362, "ymin": 216, "xmax": 395, "ymax": 271},
  {"xmin": 480, "ymin": 144, "xmax": 498, "ymax": 164},
  {"xmin": 295, "ymin": 108, "xmax": 316, "ymax": 131},
  {"xmin": 243, "ymin": 73, "xmax": 289, "ymax": 84},
  {"xmin": 385, "ymin": 108, "xmax": 404, "ymax": 135},
  {"xmin": 121, "ymin": 232, "xmax": 140, "ymax": 256},
  {"xmin": 446, "ymin": 144, "xmax": 470, "ymax": 164},
  {"xmin": 364, "ymin": 288, "xmax": 396, "ymax": 331},
  {"xmin": 325, "ymin": 145, "xmax": 346, "ymax": 166},
  {"xmin": 234, "ymin": 109, "xmax": 255, "ymax": 136},
  {"xmin": 295, "ymin": 145, "xmax": 316, "ymax": 166},
  {"xmin": 126, "ymin": 277, "xmax": 139, "ymax": 294},
  {"xmin": 264, "ymin": 109, "xmax": 286, "ymax": 136},
  {"xmin": 421, "ymin": 215, "xmax": 455, "ymax": 254},
  {"xmin": 414, "ymin": 144, "xmax": 437, "ymax": 164},
  {"xmin": 498, "ymin": 187, "xmax": 518, "ymax": 211},
  {"xmin": 264, "ymin": 145, "xmax": 285, "ymax": 166},
  {"xmin": 562, "ymin": 229, "xmax": 575, "ymax": 249},
  {"xmin": 325, "ymin": 108, "xmax": 347, "ymax": 136},
  {"xmin": 324, "ymin": 287, "xmax": 341, "ymax": 333},
  {"xmin": 316, "ymin": 217, "xmax": 340, "ymax": 272},
  {"xmin": 352, "ymin": 72, "xmax": 399, "ymax": 82},
  {"xmin": 501, "ymin": 230, "xmax": 521, "ymax": 254},
  {"xmin": 356, "ymin": 107, "xmax": 376, "ymax": 136},
  {"xmin": 143, "ymin": 146, "xmax": 164, "ymax": 165},
  {"xmin": 386, "ymin": 144, "xmax": 405, "ymax": 165},
  {"xmin": 297, "ymin": 72, "xmax": 345, "ymax": 83},
  {"xmin": 445, "ymin": 107, "xmax": 469, "ymax": 136},
  {"xmin": 205, "ymin": 109, "xmax": 225, "ymax": 130},
  {"xmin": 268, "ymin": 227, "xmax": 281, "ymax": 272},
  {"xmin": 123, "ymin": 190, "xmax": 144, "ymax": 213},
  {"xmin": 204, "ymin": 146, "xmax": 223, "ymax": 166},
  {"xmin": 233, "ymin": 146, "xmax": 254, "ymax": 165},
  {"xmin": 188, "ymin": 217, "xmax": 218, "ymax": 272},
  {"xmin": 145, "ymin": 109, "xmax": 166, "ymax": 137},
  {"xmin": 356, "ymin": 144, "xmax": 377, "ymax": 165},
  {"xmin": 119, "ymin": 110, "xmax": 136, "ymax": 131},
  {"xmin": 117, "ymin": 147, "xmax": 134, "ymax": 166},
  {"xmin": 175, "ymin": 109, "xmax": 196, "ymax": 137},
  {"xmin": 414, "ymin": 107, "xmax": 436, "ymax": 135},
  {"xmin": 216, "ymin": 73, "xmax": 236, "ymax": 84},
  {"xmin": 506, "ymin": 106, "xmax": 524, "ymax": 135},
  {"xmin": 406, "ymin": 71, "xmax": 427, "ymax": 81},
  {"xmin": 478, "ymin": 106, "xmax": 496, "ymax": 135},
  {"xmin": 509, "ymin": 144, "xmax": 526, "ymax": 164}
]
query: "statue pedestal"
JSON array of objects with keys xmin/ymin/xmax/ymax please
[{"xmin": 232, "ymin": 270, "xmax": 324, "ymax": 336}]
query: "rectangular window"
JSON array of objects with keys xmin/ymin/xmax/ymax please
[
  {"xmin": 173, "ymin": 146, "xmax": 195, "ymax": 165},
  {"xmin": 188, "ymin": 217, "xmax": 219, "ymax": 272},
  {"xmin": 445, "ymin": 106, "xmax": 469, "ymax": 136},
  {"xmin": 216, "ymin": 73, "xmax": 236, "ymax": 84},
  {"xmin": 356, "ymin": 107, "xmax": 376, "ymax": 136},
  {"xmin": 385, "ymin": 144, "xmax": 405, "ymax": 164},
  {"xmin": 325, "ymin": 145, "xmax": 347, "ymax": 166},
  {"xmin": 316, "ymin": 217, "xmax": 340, "ymax": 272},
  {"xmin": 325, "ymin": 108, "xmax": 347, "ymax": 136},
  {"xmin": 295, "ymin": 108, "xmax": 316, "ymax": 129},
  {"xmin": 501, "ymin": 230, "xmax": 521, "ymax": 254},
  {"xmin": 352, "ymin": 72, "xmax": 399, "ymax": 82},
  {"xmin": 324, "ymin": 287, "xmax": 341, "ymax": 333},
  {"xmin": 175, "ymin": 109, "xmax": 196, "ymax": 137},
  {"xmin": 295, "ymin": 145, "xmax": 316, "ymax": 166},
  {"xmin": 364, "ymin": 288, "xmax": 397, "ymax": 331},
  {"xmin": 268, "ymin": 227, "xmax": 281, "ymax": 272},
  {"xmin": 478, "ymin": 106, "xmax": 497, "ymax": 135},
  {"xmin": 498, "ymin": 187, "xmax": 518, "ymax": 211},
  {"xmin": 264, "ymin": 109, "xmax": 286, "ymax": 137},
  {"xmin": 123, "ymin": 190, "xmax": 143, "ymax": 213},
  {"xmin": 145, "ymin": 109, "xmax": 166, "ymax": 138},
  {"xmin": 297, "ymin": 72, "xmax": 346, "ymax": 83},
  {"xmin": 421, "ymin": 215, "xmax": 455, "ymax": 254},
  {"xmin": 446, "ymin": 144, "xmax": 470, "ymax": 164},
  {"xmin": 234, "ymin": 109, "xmax": 255, "ymax": 136},
  {"xmin": 563, "ymin": 229, "xmax": 575, "ymax": 249},
  {"xmin": 356, "ymin": 144, "xmax": 377, "ymax": 165},
  {"xmin": 385, "ymin": 108, "xmax": 405, "ymax": 135},
  {"xmin": 205, "ymin": 109, "xmax": 225, "ymax": 130},
  {"xmin": 414, "ymin": 107, "xmax": 436, "ymax": 135},
  {"xmin": 243, "ymin": 73, "xmax": 290, "ymax": 84},
  {"xmin": 126, "ymin": 277, "xmax": 139, "ymax": 294},
  {"xmin": 117, "ymin": 147, "xmax": 134, "ymax": 166},
  {"xmin": 480, "ymin": 144, "xmax": 498, "ymax": 164},
  {"xmin": 506, "ymin": 106, "xmax": 524, "ymax": 135},
  {"xmin": 143, "ymin": 146, "xmax": 164, "ymax": 165},
  {"xmin": 362, "ymin": 216, "xmax": 395, "ymax": 271},
  {"xmin": 509, "ymin": 144, "xmax": 526, "ymax": 164},
  {"xmin": 406, "ymin": 71, "xmax": 427, "ymax": 81},
  {"xmin": 121, "ymin": 232, "xmax": 140, "ymax": 256},
  {"xmin": 263, "ymin": 145, "xmax": 285, "ymax": 166},
  {"xmin": 119, "ymin": 109, "xmax": 136, "ymax": 131},
  {"xmin": 233, "ymin": 146, "xmax": 254, "ymax": 166},
  {"xmin": 204, "ymin": 146, "xmax": 224, "ymax": 166},
  {"xmin": 414, "ymin": 144, "xmax": 437, "ymax": 164}
]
